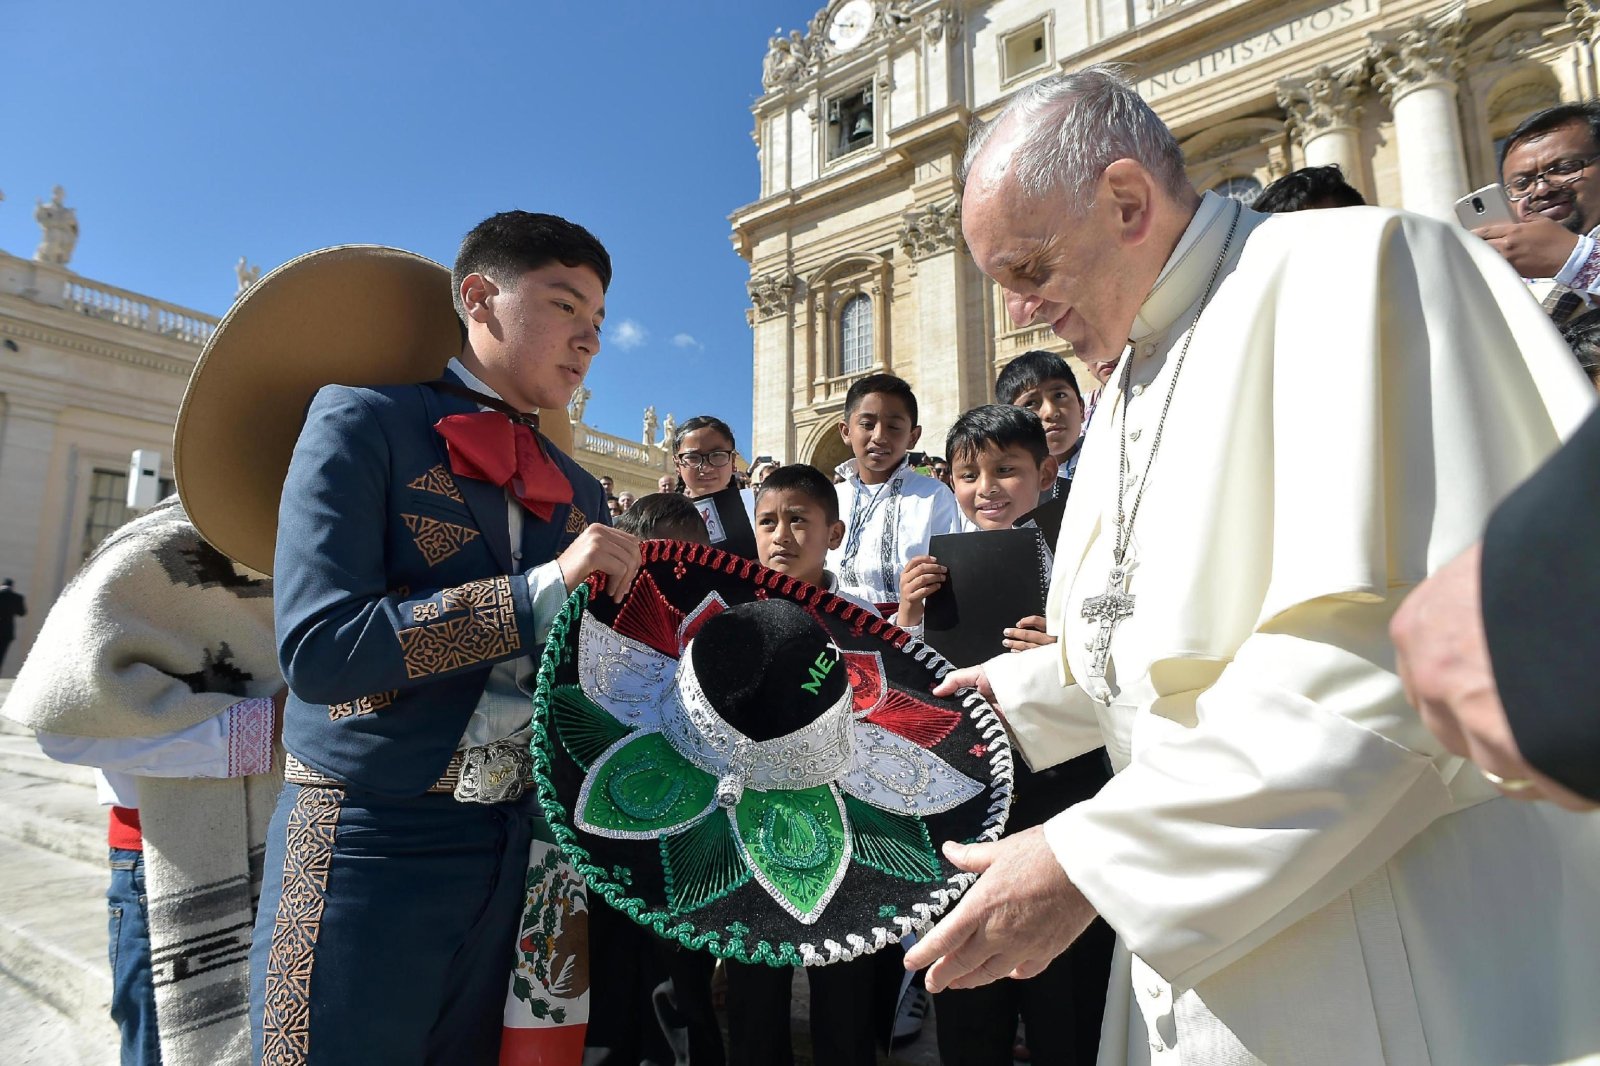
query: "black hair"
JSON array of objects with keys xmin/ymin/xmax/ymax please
[
  {"xmin": 1252, "ymin": 165, "xmax": 1366, "ymax": 213},
  {"xmin": 1561, "ymin": 308, "xmax": 1600, "ymax": 387},
  {"xmin": 1499, "ymin": 103, "xmax": 1600, "ymax": 173},
  {"xmin": 945, "ymin": 404, "xmax": 1050, "ymax": 466},
  {"xmin": 452, "ymin": 211, "xmax": 612, "ymax": 319},
  {"xmin": 673, "ymin": 415, "xmax": 737, "ymax": 453},
  {"xmin": 995, "ymin": 350, "xmax": 1083, "ymax": 406},
  {"xmin": 754, "ymin": 464, "xmax": 840, "ymax": 524},
  {"xmin": 842, "ymin": 372, "xmax": 918, "ymax": 425},
  {"xmin": 613, "ymin": 492, "xmax": 710, "ymax": 542}
]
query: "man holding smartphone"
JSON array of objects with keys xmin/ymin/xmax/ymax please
[{"xmin": 1475, "ymin": 102, "xmax": 1600, "ymax": 315}]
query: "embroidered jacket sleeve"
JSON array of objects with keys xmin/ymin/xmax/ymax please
[
  {"xmin": 1554, "ymin": 232, "xmax": 1600, "ymax": 295},
  {"xmin": 36, "ymin": 697, "xmax": 275, "ymax": 778},
  {"xmin": 275, "ymin": 386, "xmax": 558, "ymax": 703}
]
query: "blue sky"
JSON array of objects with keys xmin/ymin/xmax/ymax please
[{"xmin": 1, "ymin": 1, "xmax": 826, "ymax": 453}]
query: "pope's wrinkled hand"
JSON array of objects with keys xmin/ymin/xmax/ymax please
[
  {"xmin": 932, "ymin": 663, "xmax": 995, "ymax": 704},
  {"xmin": 904, "ymin": 828, "xmax": 1097, "ymax": 991},
  {"xmin": 557, "ymin": 524, "xmax": 642, "ymax": 603}
]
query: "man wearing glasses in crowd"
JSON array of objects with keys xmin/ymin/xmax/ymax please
[{"xmin": 1476, "ymin": 103, "xmax": 1600, "ymax": 319}]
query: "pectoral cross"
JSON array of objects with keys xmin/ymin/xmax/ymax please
[{"xmin": 1080, "ymin": 565, "xmax": 1135, "ymax": 681}]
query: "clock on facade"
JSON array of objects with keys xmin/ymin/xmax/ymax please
[{"xmin": 827, "ymin": 0, "xmax": 875, "ymax": 52}]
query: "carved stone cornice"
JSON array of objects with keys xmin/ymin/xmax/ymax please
[
  {"xmin": 748, "ymin": 272, "xmax": 799, "ymax": 319},
  {"xmin": 1568, "ymin": 0, "xmax": 1600, "ymax": 44},
  {"xmin": 1370, "ymin": 12, "xmax": 1468, "ymax": 104},
  {"xmin": 898, "ymin": 199, "xmax": 962, "ymax": 260},
  {"xmin": 761, "ymin": 1, "xmax": 925, "ymax": 95},
  {"xmin": 1278, "ymin": 63, "xmax": 1367, "ymax": 145}
]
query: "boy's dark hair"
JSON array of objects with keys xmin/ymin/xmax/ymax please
[
  {"xmin": 754, "ymin": 464, "xmax": 840, "ymax": 524},
  {"xmin": 1252, "ymin": 165, "xmax": 1366, "ymax": 213},
  {"xmin": 995, "ymin": 350, "xmax": 1083, "ymax": 406},
  {"xmin": 452, "ymin": 211, "xmax": 612, "ymax": 319},
  {"xmin": 1499, "ymin": 102, "xmax": 1600, "ymax": 173},
  {"xmin": 613, "ymin": 493, "xmax": 709, "ymax": 542},
  {"xmin": 673, "ymin": 415, "xmax": 737, "ymax": 453},
  {"xmin": 843, "ymin": 373, "xmax": 919, "ymax": 425},
  {"xmin": 946, "ymin": 404, "xmax": 1050, "ymax": 466}
]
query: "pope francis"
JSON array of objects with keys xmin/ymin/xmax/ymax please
[{"xmin": 905, "ymin": 66, "xmax": 1600, "ymax": 1065}]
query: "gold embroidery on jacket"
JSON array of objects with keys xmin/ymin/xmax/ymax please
[
  {"xmin": 260, "ymin": 786, "xmax": 341, "ymax": 1065},
  {"xmin": 407, "ymin": 464, "xmax": 464, "ymax": 503},
  {"xmin": 402, "ymin": 513, "xmax": 481, "ymax": 566},
  {"xmin": 397, "ymin": 575, "xmax": 521, "ymax": 678},
  {"xmin": 565, "ymin": 507, "xmax": 587, "ymax": 535},
  {"xmin": 326, "ymin": 690, "xmax": 398, "ymax": 721}
]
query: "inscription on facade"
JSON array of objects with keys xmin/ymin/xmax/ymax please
[{"xmin": 1139, "ymin": 0, "xmax": 1380, "ymax": 101}]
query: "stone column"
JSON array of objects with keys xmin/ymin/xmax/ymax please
[
  {"xmin": 747, "ymin": 271, "xmax": 800, "ymax": 464},
  {"xmin": 1372, "ymin": 13, "xmax": 1471, "ymax": 221},
  {"xmin": 1278, "ymin": 63, "xmax": 1368, "ymax": 196},
  {"xmin": 0, "ymin": 395, "xmax": 62, "ymax": 668},
  {"xmin": 899, "ymin": 199, "xmax": 976, "ymax": 443},
  {"xmin": 1568, "ymin": 0, "xmax": 1600, "ymax": 100}
]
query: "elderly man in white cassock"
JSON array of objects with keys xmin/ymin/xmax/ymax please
[{"xmin": 906, "ymin": 66, "xmax": 1600, "ymax": 1065}]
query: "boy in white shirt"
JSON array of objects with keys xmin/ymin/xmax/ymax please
[{"xmin": 827, "ymin": 373, "xmax": 962, "ymax": 612}]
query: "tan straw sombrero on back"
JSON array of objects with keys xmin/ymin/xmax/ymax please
[{"xmin": 175, "ymin": 244, "xmax": 573, "ymax": 575}]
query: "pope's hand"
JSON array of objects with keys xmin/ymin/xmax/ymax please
[
  {"xmin": 932, "ymin": 664, "xmax": 995, "ymax": 704},
  {"xmin": 1391, "ymin": 543, "xmax": 1595, "ymax": 811},
  {"xmin": 556, "ymin": 525, "xmax": 642, "ymax": 603},
  {"xmin": 904, "ymin": 828, "xmax": 1097, "ymax": 991},
  {"xmin": 1474, "ymin": 218, "xmax": 1581, "ymax": 280}
]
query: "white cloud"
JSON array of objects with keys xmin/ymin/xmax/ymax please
[
  {"xmin": 671, "ymin": 332, "xmax": 704, "ymax": 350},
  {"xmin": 611, "ymin": 319, "xmax": 648, "ymax": 350}
]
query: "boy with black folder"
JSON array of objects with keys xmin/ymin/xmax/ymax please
[{"xmin": 897, "ymin": 404, "xmax": 1114, "ymax": 1065}]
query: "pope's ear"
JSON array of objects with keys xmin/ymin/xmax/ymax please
[
  {"xmin": 1101, "ymin": 159, "xmax": 1156, "ymax": 245},
  {"xmin": 459, "ymin": 273, "xmax": 497, "ymax": 324}
]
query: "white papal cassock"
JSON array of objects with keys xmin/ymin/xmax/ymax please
[{"xmin": 985, "ymin": 191, "xmax": 1600, "ymax": 1066}]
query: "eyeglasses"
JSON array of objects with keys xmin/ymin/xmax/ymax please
[
  {"xmin": 675, "ymin": 449, "xmax": 733, "ymax": 469},
  {"xmin": 1506, "ymin": 153, "xmax": 1600, "ymax": 200}
]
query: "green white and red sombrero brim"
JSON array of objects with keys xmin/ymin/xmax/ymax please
[{"xmin": 529, "ymin": 541, "xmax": 1014, "ymax": 967}]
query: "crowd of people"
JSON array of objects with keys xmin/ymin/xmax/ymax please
[{"xmin": 5, "ymin": 68, "xmax": 1600, "ymax": 1066}]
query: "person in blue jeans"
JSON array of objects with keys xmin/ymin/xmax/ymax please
[{"xmin": 108, "ymin": 847, "xmax": 160, "ymax": 1065}]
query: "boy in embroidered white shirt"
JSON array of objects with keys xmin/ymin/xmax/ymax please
[{"xmin": 827, "ymin": 373, "xmax": 962, "ymax": 612}]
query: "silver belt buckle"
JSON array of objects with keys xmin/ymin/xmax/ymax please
[{"xmin": 454, "ymin": 739, "xmax": 530, "ymax": 804}]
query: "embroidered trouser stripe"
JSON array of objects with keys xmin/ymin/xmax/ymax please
[{"xmin": 260, "ymin": 787, "xmax": 341, "ymax": 1065}]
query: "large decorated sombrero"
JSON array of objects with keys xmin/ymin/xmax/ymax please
[
  {"xmin": 531, "ymin": 541, "xmax": 1014, "ymax": 967},
  {"xmin": 174, "ymin": 244, "xmax": 574, "ymax": 575}
]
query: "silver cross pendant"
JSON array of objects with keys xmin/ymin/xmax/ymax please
[{"xmin": 1080, "ymin": 565, "xmax": 1135, "ymax": 681}]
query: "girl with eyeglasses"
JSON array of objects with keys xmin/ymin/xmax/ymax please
[{"xmin": 672, "ymin": 415, "xmax": 739, "ymax": 499}]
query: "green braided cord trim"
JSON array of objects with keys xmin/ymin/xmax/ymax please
[
  {"xmin": 661, "ymin": 814, "xmax": 751, "ymax": 914},
  {"xmin": 844, "ymin": 796, "xmax": 941, "ymax": 884},
  {"xmin": 551, "ymin": 684, "xmax": 632, "ymax": 771}
]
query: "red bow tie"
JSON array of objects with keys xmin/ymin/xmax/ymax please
[{"xmin": 434, "ymin": 412, "xmax": 573, "ymax": 521}]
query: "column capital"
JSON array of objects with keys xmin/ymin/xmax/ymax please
[
  {"xmin": 748, "ymin": 271, "xmax": 800, "ymax": 320},
  {"xmin": 898, "ymin": 198, "xmax": 962, "ymax": 261},
  {"xmin": 1569, "ymin": 0, "xmax": 1600, "ymax": 45},
  {"xmin": 1370, "ymin": 11, "xmax": 1468, "ymax": 105},
  {"xmin": 1278, "ymin": 62, "xmax": 1368, "ymax": 146}
]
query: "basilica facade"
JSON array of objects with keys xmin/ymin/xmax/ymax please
[{"xmin": 731, "ymin": 0, "xmax": 1600, "ymax": 471}]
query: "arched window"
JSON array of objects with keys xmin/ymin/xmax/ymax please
[
  {"xmin": 839, "ymin": 294, "xmax": 874, "ymax": 374},
  {"xmin": 1212, "ymin": 175, "xmax": 1263, "ymax": 207}
]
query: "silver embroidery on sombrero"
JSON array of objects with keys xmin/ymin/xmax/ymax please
[
  {"xmin": 578, "ymin": 612, "xmax": 674, "ymax": 725},
  {"xmin": 659, "ymin": 649, "xmax": 856, "ymax": 808},
  {"xmin": 839, "ymin": 723, "xmax": 983, "ymax": 816}
]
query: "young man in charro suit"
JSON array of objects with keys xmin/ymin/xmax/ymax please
[{"xmin": 248, "ymin": 212, "xmax": 640, "ymax": 1064}]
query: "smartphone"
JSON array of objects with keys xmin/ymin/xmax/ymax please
[
  {"xmin": 751, "ymin": 455, "xmax": 774, "ymax": 468},
  {"xmin": 1455, "ymin": 184, "xmax": 1518, "ymax": 228}
]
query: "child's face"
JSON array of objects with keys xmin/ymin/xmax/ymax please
[
  {"xmin": 755, "ymin": 488, "xmax": 844, "ymax": 586},
  {"xmin": 839, "ymin": 392, "xmax": 921, "ymax": 484},
  {"xmin": 951, "ymin": 444, "xmax": 1056, "ymax": 530},
  {"xmin": 1011, "ymin": 377, "xmax": 1083, "ymax": 460},
  {"xmin": 675, "ymin": 427, "xmax": 736, "ymax": 498}
]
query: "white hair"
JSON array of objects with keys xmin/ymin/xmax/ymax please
[{"xmin": 961, "ymin": 65, "xmax": 1189, "ymax": 207}]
